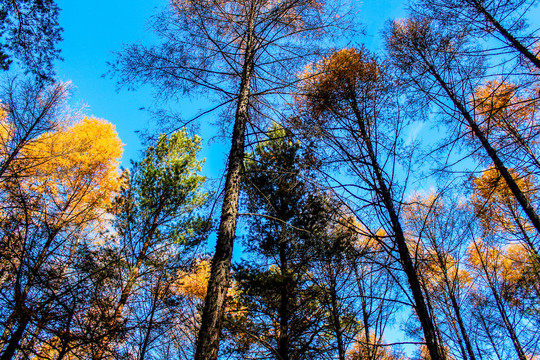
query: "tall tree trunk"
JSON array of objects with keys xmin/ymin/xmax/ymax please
[
  {"xmin": 350, "ymin": 100, "xmax": 446, "ymax": 360},
  {"xmin": 432, "ymin": 248, "xmax": 476, "ymax": 360},
  {"xmin": 93, "ymin": 213, "xmax": 161, "ymax": 360},
  {"xmin": 446, "ymin": 287, "xmax": 476, "ymax": 360},
  {"xmin": 328, "ymin": 266, "xmax": 345, "ymax": 360},
  {"xmin": 278, "ymin": 241, "xmax": 290, "ymax": 360},
  {"xmin": 354, "ymin": 264, "xmax": 373, "ymax": 360},
  {"xmin": 194, "ymin": 8, "xmax": 256, "ymax": 359},
  {"xmin": 472, "ymin": 241, "xmax": 527, "ymax": 360},
  {"xmin": 0, "ymin": 314, "xmax": 30, "ymax": 360},
  {"xmin": 139, "ymin": 277, "xmax": 163, "ymax": 360},
  {"xmin": 478, "ymin": 312, "xmax": 503, "ymax": 360},
  {"xmin": 470, "ymin": 0, "xmax": 540, "ymax": 71},
  {"xmin": 420, "ymin": 54, "xmax": 540, "ymax": 236}
]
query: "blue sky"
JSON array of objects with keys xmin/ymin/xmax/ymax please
[{"xmin": 54, "ymin": 0, "xmax": 407, "ymax": 177}]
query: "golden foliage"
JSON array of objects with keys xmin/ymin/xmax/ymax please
[
  {"xmin": 403, "ymin": 191, "xmax": 474, "ymax": 292},
  {"xmin": 297, "ymin": 47, "xmax": 382, "ymax": 120},
  {"xmin": 175, "ymin": 259, "xmax": 211, "ymax": 299},
  {"xmin": 474, "ymin": 79, "xmax": 539, "ymax": 138},
  {"xmin": 33, "ymin": 336, "xmax": 80, "ymax": 360},
  {"xmin": 347, "ymin": 332, "xmax": 405, "ymax": 360},
  {"xmin": 466, "ymin": 240, "xmax": 539, "ymax": 306},
  {"xmin": 4, "ymin": 116, "xmax": 124, "ymax": 225},
  {"xmin": 471, "ymin": 167, "xmax": 536, "ymax": 233}
]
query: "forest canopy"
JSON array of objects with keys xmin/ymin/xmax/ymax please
[{"xmin": 0, "ymin": 0, "xmax": 540, "ymax": 359}]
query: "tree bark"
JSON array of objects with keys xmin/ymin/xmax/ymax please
[
  {"xmin": 194, "ymin": 8, "xmax": 256, "ymax": 359},
  {"xmin": 278, "ymin": 242, "xmax": 290, "ymax": 360},
  {"xmin": 0, "ymin": 313, "xmax": 30, "ymax": 360},
  {"xmin": 445, "ymin": 281, "xmax": 476, "ymax": 360},
  {"xmin": 421, "ymin": 55, "xmax": 540, "ymax": 237},
  {"xmin": 328, "ymin": 266, "xmax": 345, "ymax": 360},
  {"xmin": 470, "ymin": 0, "xmax": 540, "ymax": 71},
  {"xmin": 350, "ymin": 100, "xmax": 446, "ymax": 360},
  {"xmin": 472, "ymin": 241, "xmax": 527, "ymax": 360}
]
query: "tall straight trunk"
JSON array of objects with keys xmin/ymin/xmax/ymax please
[
  {"xmin": 194, "ymin": 9, "xmax": 256, "ymax": 360},
  {"xmin": 0, "ymin": 314, "xmax": 30, "ymax": 360},
  {"xmin": 139, "ymin": 277, "xmax": 163, "ymax": 360},
  {"xmin": 350, "ymin": 100, "xmax": 446, "ymax": 360},
  {"xmin": 353, "ymin": 264, "xmax": 373, "ymax": 360},
  {"xmin": 470, "ymin": 0, "xmax": 540, "ymax": 71},
  {"xmin": 446, "ymin": 287, "xmax": 476, "ymax": 360},
  {"xmin": 328, "ymin": 267, "xmax": 346, "ymax": 360},
  {"xmin": 420, "ymin": 54, "xmax": 540, "ymax": 236},
  {"xmin": 478, "ymin": 313, "xmax": 503, "ymax": 360},
  {"xmin": 472, "ymin": 241, "xmax": 527, "ymax": 360},
  {"xmin": 278, "ymin": 242, "xmax": 290, "ymax": 360},
  {"xmin": 445, "ymin": 301, "xmax": 469, "ymax": 360},
  {"xmin": 0, "ymin": 228, "xmax": 60, "ymax": 359},
  {"xmin": 93, "ymin": 212, "xmax": 162, "ymax": 360},
  {"xmin": 432, "ymin": 249, "xmax": 477, "ymax": 360}
]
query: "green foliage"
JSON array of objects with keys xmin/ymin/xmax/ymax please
[
  {"xmin": 117, "ymin": 128, "xmax": 210, "ymax": 245},
  {"xmin": 230, "ymin": 123, "xmax": 348, "ymax": 359}
]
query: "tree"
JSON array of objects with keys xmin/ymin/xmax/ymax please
[
  {"xmin": 409, "ymin": 0, "xmax": 540, "ymax": 72},
  {"xmin": 345, "ymin": 227, "xmax": 404, "ymax": 360},
  {"xmin": 234, "ymin": 123, "xmax": 334, "ymax": 359},
  {"xmin": 404, "ymin": 192, "xmax": 478, "ymax": 360},
  {"xmin": 0, "ymin": 0, "xmax": 62, "ymax": 78},
  {"xmin": 90, "ymin": 129, "xmax": 210, "ymax": 359},
  {"xmin": 471, "ymin": 166, "xmax": 540, "ymax": 258},
  {"xmin": 0, "ymin": 117, "xmax": 123, "ymax": 360},
  {"xmin": 294, "ymin": 47, "xmax": 446, "ymax": 360},
  {"xmin": 0, "ymin": 78, "xmax": 71, "ymax": 180},
  {"xmin": 113, "ymin": 1, "xmax": 349, "ymax": 358},
  {"xmin": 385, "ymin": 17, "xmax": 540, "ymax": 237},
  {"xmin": 466, "ymin": 239, "xmax": 538, "ymax": 360},
  {"xmin": 472, "ymin": 80, "xmax": 540, "ymax": 174}
]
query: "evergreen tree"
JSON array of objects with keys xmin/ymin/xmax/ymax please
[{"xmin": 231, "ymin": 123, "xmax": 336, "ymax": 359}]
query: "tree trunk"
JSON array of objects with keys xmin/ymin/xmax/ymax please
[
  {"xmin": 93, "ymin": 212, "xmax": 162, "ymax": 360},
  {"xmin": 422, "ymin": 56, "xmax": 540, "ymax": 237},
  {"xmin": 328, "ymin": 266, "xmax": 345, "ymax": 360},
  {"xmin": 0, "ymin": 314, "xmax": 30, "ymax": 360},
  {"xmin": 445, "ymin": 286, "xmax": 476, "ymax": 360},
  {"xmin": 194, "ymin": 8, "xmax": 256, "ymax": 359},
  {"xmin": 472, "ymin": 241, "xmax": 527, "ymax": 360},
  {"xmin": 278, "ymin": 241, "xmax": 290, "ymax": 360},
  {"xmin": 470, "ymin": 0, "xmax": 540, "ymax": 71},
  {"xmin": 478, "ymin": 312, "xmax": 503, "ymax": 360},
  {"xmin": 354, "ymin": 264, "xmax": 373, "ymax": 360},
  {"xmin": 139, "ymin": 277, "xmax": 163, "ymax": 360},
  {"xmin": 351, "ymin": 99, "xmax": 446, "ymax": 360}
]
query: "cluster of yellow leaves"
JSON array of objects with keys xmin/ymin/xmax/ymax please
[
  {"xmin": 422, "ymin": 249, "xmax": 474, "ymax": 292},
  {"xmin": 418, "ymin": 343, "xmax": 455, "ymax": 360},
  {"xmin": 347, "ymin": 332, "xmax": 405, "ymax": 360},
  {"xmin": 403, "ymin": 191, "xmax": 474, "ymax": 292},
  {"xmin": 474, "ymin": 79, "xmax": 539, "ymax": 137},
  {"xmin": 172, "ymin": 259, "xmax": 250, "ymax": 330},
  {"xmin": 471, "ymin": 167, "xmax": 536, "ymax": 233},
  {"xmin": 174, "ymin": 259, "xmax": 211, "ymax": 299},
  {"xmin": 466, "ymin": 240, "xmax": 537, "ymax": 306},
  {"xmin": 33, "ymin": 336, "xmax": 80, "ymax": 360},
  {"xmin": 298, "ymin": 47, "xmax": 381, "ymax": 117},
  {"xmin": 8, "ymin": 116, "xmax": 124, "ymax": 224}
]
